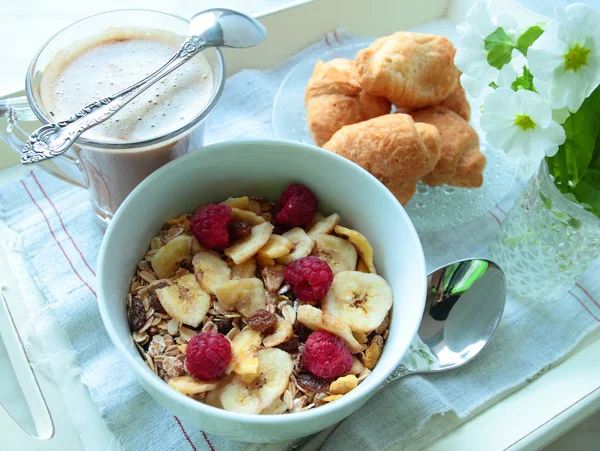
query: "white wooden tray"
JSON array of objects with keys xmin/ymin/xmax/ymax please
[{"xmin": 2, "ymin": 1, "xmax": 600, "ymax": 450}]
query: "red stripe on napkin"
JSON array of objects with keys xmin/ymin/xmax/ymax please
[
  {"xmin": 576, "ymin": 283, "xmax": 600, "ymax": 309},
  {"xmin": 569, "ymin": 291, "xmax": 600, "ymax": 322},
  {"xmin": 487, "ymin": 210, "xmax": 502, "ymax": 226},
  {"xmin": 174, "ymin": 416, "xmax": 198, "ymax": 451},
  {"xmin": 31, "ymin": 171, "xmax": 97, "ymax": 277},
  {"xmin": 21, "ymin": 180, "xmax": 97, "ymax": 297},
  {"xmin": 24, "ymin": 176, "xmax": 209, "ymax": 451}
]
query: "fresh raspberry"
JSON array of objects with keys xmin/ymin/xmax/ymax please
[
  {"xmin": 302, "ymin": 331, "xmax": 352, "ymax": 379},
  {"xmin": 185, "ymin": 332, "xmax": 231, "ymax": 381},
  {"xmin": 190, "ymin": 204, "xmax": 232, "ymax": 249},
  {"xmin": 273, "ymin": 184, "xmax": 317, "ymax": 227},
  {"xmin": 285, "ymin": 256, "xmax": 333, "ymax": 303}
]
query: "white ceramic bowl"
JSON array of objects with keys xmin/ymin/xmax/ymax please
[{"xmin": 97, "ymin": 139, "xmax": 426, "ymax": 442}]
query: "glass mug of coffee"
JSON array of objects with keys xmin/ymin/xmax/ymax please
[{"xmin": 0, "ymin": 10, "xmax": 225, "ymax": 228}]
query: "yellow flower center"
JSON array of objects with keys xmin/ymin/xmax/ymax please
[
  {"xmin": 514, "ymin": 114, "xmax": 536, "ymax": 131},
  {"xmin": 563, "ymin": 44, "xmax": 591, "ymax": 72}
]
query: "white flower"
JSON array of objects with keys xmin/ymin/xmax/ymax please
[
  {"xmin": 528, "ymin": 3, "xmax": 600, "ymax": 112},
  {"xmin": 480, "ymin": 88, "xmax": 566, "ymax": 160},
  {"xmin": 455, "ymin": 0, "xmax": 519, "ymax": 97}
]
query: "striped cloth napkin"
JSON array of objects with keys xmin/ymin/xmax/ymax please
[{"xmin": 1, "ymin": 26, "xmax": 600, "ymax": 451}]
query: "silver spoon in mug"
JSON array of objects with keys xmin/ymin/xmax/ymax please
[
  {"xmin": 20, "ymin": 9, "xmax": 266, "ymax": 164},
  {"xmin": 294, "ymin": 258, "xmax": 506, "ymax": 451}
]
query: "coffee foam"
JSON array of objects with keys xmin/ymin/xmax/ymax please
[{"xmin": 40, "ymin": 27, "xmax": 214, "ymax": 144}]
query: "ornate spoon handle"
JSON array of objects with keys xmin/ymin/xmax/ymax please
[{"xmin": 21, "ymin": 36, "xmax": 207, "ymax": 164}]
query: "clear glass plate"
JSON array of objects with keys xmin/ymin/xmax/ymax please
[{"xmin": 272, "ymin": 39, "xmax": 519, "ymax": 233}]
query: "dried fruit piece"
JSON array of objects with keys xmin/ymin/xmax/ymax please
[
  {"xmin": 322, "ymin": 394, "xmax": 343, "ymax": 403},
  {"xmin": 169, "ymin": 376, "xmax": 220, "ymax": 395},
  {"xmin": 247, "ymin": 309, "xmax": 278, "ymax": 332},
  {"xmin": 227, "ymin": 327, "xmax": 262, "ymax": 375},
  {"xmin": 356, "ymin": 257, "xmax": 370, "ymax": 273},
  {"xmin": 258, "ymin": 235, "xmax": 293, "ymax": 259},
  {"xmin": 225, "ymin": 222, "xmax": 274, "ymax": 265},
  {"xmin": 302, "ymin": 331, "xmax": 353, "ymax": 379},
  {"xmin": 185, "ymin": 332, "xmax": 232, "ymax": 381},
  {"xmin": 129, "ymin": 296, "xmax": 146, "ymax": 331},
  {"xmin": 311, "ymin": 234, "xmax": 357, "ymax": 275},
  {"xmin": 156, "ymin": 274, "xmax": 211, "ymax": 327},
  {"xmin": 222, "ymin": 196, "xmax": 250, "ymax": 209},
  {"xmin": 231, "ymin": 208, "xmax": 266, "ymax": 225},
  {"xmin": 353, "ymin": 331, "xmax": 368, "ymax": 344},
  {"xmin": 231, "ymin": 257, "xmax": 257, "ymax": 279},
  {"xmin": 296, "ymin": 305, "xmax": 364, "ymax": 354},
  {"xmin": 229, "ymin": 222, "xmax": 252, "ymax": 241},
  {"xmin": 296, "ymin": 373, "xmax": 330, "ymax": 393},
  {"xmin": 276, "ymin": 228, "xmax": 315, "ymax": 265},
  {"xmin": 334, "ymin": 225, "xmax": 377, "ymax": 273},
  {"xmin": 256, "ymin": 255, "xmax": 276, "ymax": 267},
  {"xmin": 192, "ymin": 251, "xmax": 231, "ymax": 293},
  {"xmin": 151, "ymin": 235, "xmax": 192, "ymax": 279},
  {"xmin": 285, "ymin": 256, "xmax": 333, "ymax": 303},
  {"xmin": 248, "ymin": 199, "xmax": 262, "ymax": 215},
  {"xmin": 363, "ymin": 339, "xmax": 382, "ymax": 370},
  {"xmin": 261, "ymin": 398, "xmax": 288, "ymax": 415},
  {"xmin": 306, "ymin": 213, "xmax": 341, "ymax": 239},
  {"xmin": 262, "ymin": 265, "xmax": 286, "ymax": 293},
  {"xmin": 214, "ymin": 278, "xmax": 267, "ymax": 317},
  {"xmin": 322, "ymin": 271, "xmax": 393, "ymax": 333},
  {"xmin": 263, "ymin": 319, "xmax": 294, "ymax": 347},
  {"xmin": 349, "ymin": 356, "xmax": 365, "ymax": 375},
  {"xmin": 277, "ymin": 336, "xmax": 300, "ymax": 354},
  {"xmin": 148, "ymin": 281, "xmax": 169, "ymax": 313},
  {"xmin": 190, "ymin": 204, "xmax": 232, "ymax": 249},
  {"xmin": 220, "ymin": 348, "xmax": 293, "ymax": 414},
  {"xmin": 329, "ymin": 375, "xmax": 358, "ymax": 394}
]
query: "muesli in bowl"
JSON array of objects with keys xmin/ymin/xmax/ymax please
[{"xmin": 127, "ymin": 184, "xmax": 393, "ymax": 414}]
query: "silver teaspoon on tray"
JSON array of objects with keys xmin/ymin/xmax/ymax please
[
  {"xmin": 294, "ymin": 258, "xmax": 506, "ymax": 451},
  {"xmin": 20, "ymin": 8, "xmax": 266, "ymax": 164}
]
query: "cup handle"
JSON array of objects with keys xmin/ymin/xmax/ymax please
[{"xmin": 0, "ymin": 96, "xmax": 87, "ymax": 188}]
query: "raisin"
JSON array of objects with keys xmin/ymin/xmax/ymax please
[
  {"xmin": 247, "ymin": 309, "xmax": 278, "ymax": 332},
  {"xmin": 129, "ymin": 297, "xmax": 146, "ymax": 331},
  {"xmin": 277, "ymin": 336, "xmax": 300, "ymax": 354},
  {"xmin": 229, "ymin": 222, "xmax": 252, "ymax": 241},
  {"xmin": 149, "ymin": 281, "xmax": 168, "ymax": 313},
  {"xmin": 296, "ymin": 373, "xmax": 330, "ymax": 394},
  {"xmin": 213, "ymin": 316, "xmax": 234, "ymax": 335},
  {"xmin": 294, "ymin": 323, "xmax": 312, "ymax": 342}
]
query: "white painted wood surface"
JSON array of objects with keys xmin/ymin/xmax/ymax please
[{"xmin": 1, "ymin": 0, "xmax": 599, "ymax": 450}]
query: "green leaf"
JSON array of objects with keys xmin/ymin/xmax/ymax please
[
  {"xmin": 484, "ymin": 27, "xmax": 515, "ymax": 69},
  {"xmin": 547, "ymin": 86, "xmax": 600, "ymax": 186},
  {"xmin": 516, "ymin": 26, "xmax": 544, "ymax": 55},
  {"xmin": 489, "ymin": 81, "xmax": 499, "ymax": 89},
  {"xmin": 511, "ymin": 66, "xmax": 536, "ymax": 92},
  {"xmin": 572, "ymin": 168, "xmax": 600, "ymax": 219}
]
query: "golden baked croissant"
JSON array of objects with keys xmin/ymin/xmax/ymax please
[
  {"xmin": 355, "ymin": 32, "xmax": 460, "ymax": 109},
  {"xmin": 322, "ymin": 114, "xmax": 441, "ymax": 205},
  {"xmin": 305, "ymin": 58, "xmax": 391, "ymax": 146},
  {"xmin": 439, "ymin": 85, "xmax": 470, "ymax": 121},
  {"xmin": 409, "ymin": 106, "xmax": 485, "ymax": 187}
]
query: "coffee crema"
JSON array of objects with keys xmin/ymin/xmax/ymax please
[{"xmin": 40, "ymin": 27, "xmax": 214, "ymax": 144}]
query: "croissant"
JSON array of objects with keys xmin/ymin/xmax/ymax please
[
  {"xmin": 305, "ymin": 58, "xmax": 391, "ymax": 146},
  {"xmin": 439, "ymin": 85, "xmax": 470, "ymax": 121},
  {"xmin": 323, "ymin": 114, "xmax": 441, "ymax": 205},
  {"xmin": 409, "ymin": 106, "xmax": 485, "ymax": 187},
  {"xmin": 355, "ymin": 32, "xmax": 460, "ymax": 109}
]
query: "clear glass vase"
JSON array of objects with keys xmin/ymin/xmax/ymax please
[{"xmin": 489, "ymin": 161, "xmax": 600, "ymax": 302}]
